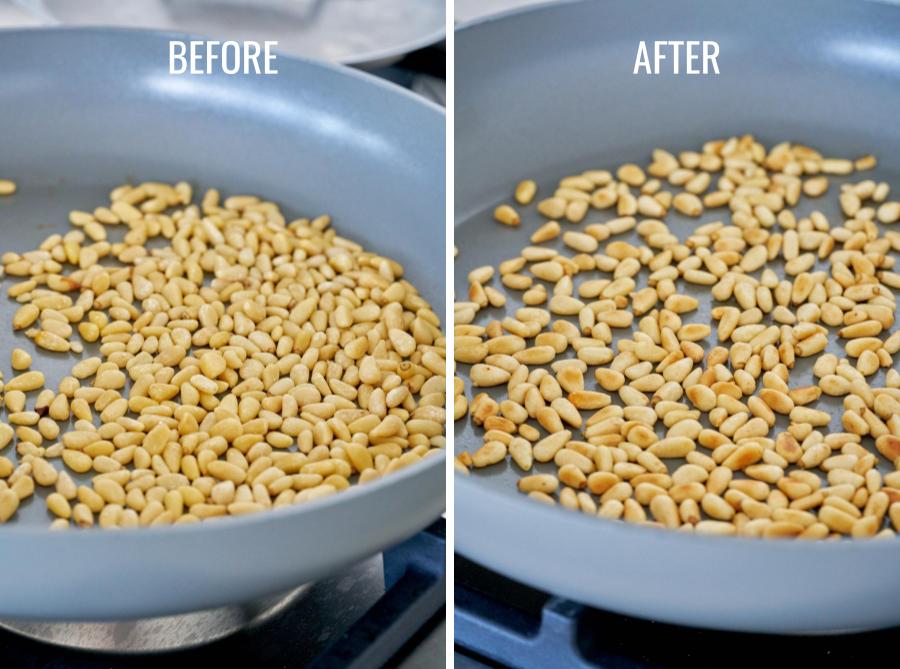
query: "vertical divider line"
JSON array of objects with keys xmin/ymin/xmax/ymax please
[{"xmin": 443, "ymin": 0, "xmax": 456, "ymax": 664}]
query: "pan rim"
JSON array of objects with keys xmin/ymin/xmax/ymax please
[
  {"xmin": 454, "ymin": 0, "xmax": 899, "ymax": 35},
  {"xmin": 0, "ymin": 25, "xmax": 447, "ymax": 540},
  {"xmin": 454, "ymin": 0, "xmax": 583, "ymax": 33},
  {"xmin": 0, "ymin": 454, "xmax": 444, "ymax": 539},
  {"xmin": 453, "ymin": 0, "xmax": 900, "ymax": 554},
  {"xmin": 0, "ymin": 25, "xmax": 447, "ymax": 116}
]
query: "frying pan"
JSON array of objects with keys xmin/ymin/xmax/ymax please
[
  {"xmin": 0, "ymin": 27, "xmax": 445, "ymax": 620},
  {"xmin": 454, "ymin": 0, "xmax": 900, "ymax": 633}
]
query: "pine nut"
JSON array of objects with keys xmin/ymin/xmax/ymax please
[
  {"xmin": 515, "ymin": 180, "xmax": 537, "ymax": 205},
  {"xmin": 673, "ymin": 192, "xmax": 703, "ymax": 217},
  {"xmin": 0, "ymin": 489, "xmax": 20, "ymax": 522},
  {"xmin": 494, "ymin": 204, "xmax": 521, "ymax": 227},
  {"xmin": 472, "ymin": 441, "xmax": 507, "ymax": 468},
  {"xmin": 10, "ymin": 349, "xmax": 31, "ymax": 371},
  {"xmin": 470, "ymin": 364, "xmax": 511, "ymax": 387},
  {"xmin": 0, "ymin": 182, "xmax": 446, "ymax": 528},
  {"xmin": 5, "ymin": 371, "xmax": 44, "ymax": 393},
  {"xmin": 537, "ymin": 197, "xmax": 566, "ymax": 218},
  {"xmin": 457, "ymin": 136, "xmax": 900, "ymax": 541}
]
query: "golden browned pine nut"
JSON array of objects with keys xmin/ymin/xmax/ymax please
[
  {"xmin": 455, "ymin": 137, "xmax": 900, "ymax": 540},
  {"xmin": 470, "ymin": 364, "xmax": 511, "ymax": 387}
]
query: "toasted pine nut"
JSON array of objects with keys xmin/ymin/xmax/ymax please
[{"xmin": 457, "ymin": 137, "xmax": 900, "ymax": 541}]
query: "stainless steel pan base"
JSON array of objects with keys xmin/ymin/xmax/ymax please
[
  {"xmin": 0, "ymin": 589, "xmax": 307, "ymax": 653},
  {"xmin": 0, "ymin": 555, "xmax": 383, "ymax": 653}
]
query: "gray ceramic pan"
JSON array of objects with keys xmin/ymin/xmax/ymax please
[
  {"xmin": 19, "ymin": 0, "xmax": 447, "ymax": 69},
  {"xmin": 0, "ymin": 27, "xmax": 444, "ymax": 620},
  {"xmin": 455, "ymin": 0, "xmax": 900, "ymax": 633}
]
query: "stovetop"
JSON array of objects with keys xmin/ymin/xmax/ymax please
[
  {"xmin": 454, "ymin": 553, "xmax": 898, "ymax": 669},
  {"xmin": 0, "ymin": 520, "xmax": 444, "ymax": 668}
]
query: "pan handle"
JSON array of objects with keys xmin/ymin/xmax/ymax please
[
  {"xmin": 162, "ymin": 0, "xmax": 329, "ymax": 23},
  {"xmin": 11, "ymin": 0, "xmax": 59, "ymax": 24},
  {"xmin": 14, "ymin": 0, "xmax": 330, "ymax": 26}
]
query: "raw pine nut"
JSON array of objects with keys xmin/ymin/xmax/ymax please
[
  {"xmin": 673, "ymin": 192, "xmax": 703, "ymax": 217},
  {"xmin": 0, "ymin": 489, "xmax": 20, "ymax": 522},
  {"xmin": 617, "ymin": 164, "xmax": 646, "ymax": 187},
  {"xmin": 877, "ymin": 202, "xmax": 900, "ymax": 224},
  {"xmin": 515, "ymin": 180, "xmax": 537, "ymax": 205},
  {"xmin": 5, "ymin": 371, "xmax": 44, "ymax": 393},
  {"xmin": 494, "ymin": 204, "xmax": 521, "ymax": 227},
  {"xmin": 10, "ymin": 349, "xmax": 31, "ymax": 371},
  {"xmin": 46, "ymin": 492, "xmax": 72, "ymax": 519},
  {"xmin": 0, "ymin": 182, "xmax": 446, "ymax": 529},
  {"xmin": 537, "ymin": 197, "xmax": 566, "ymax": 218},
  {"xmin": 34, "ymin": 330, "xmax": 70, "ymax": 352},
  {"xmin": 531, "ymin": 221, "xmax": 560, "ymax": 243},
  {"xmin": 13, "ymin": 304, "xmax": 39, "ymax": 330},
  {"xmin": 562, "ymin": 232, "xmax": 599, "ymax": 253}
]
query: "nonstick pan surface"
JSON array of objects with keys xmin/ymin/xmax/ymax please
[
  {"xmin": 455, "ymin": 0, "xmax": 900, "ymax": 633},
  {"xmin": 0, "ymin": 27, "xmax": 445, "ymax": 620}
]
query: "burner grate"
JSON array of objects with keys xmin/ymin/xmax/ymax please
[{"xmin": 454, "ymin": 553, "xmax": 898, "ymax": 669}]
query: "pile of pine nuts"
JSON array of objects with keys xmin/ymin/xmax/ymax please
[
  {"xmin": 455, "ymin": 135, "xmax": 900, "ymax": 539},
  {"xmin": 0, "ymin": 181, "xmax": 445, "ymax": 528}
]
